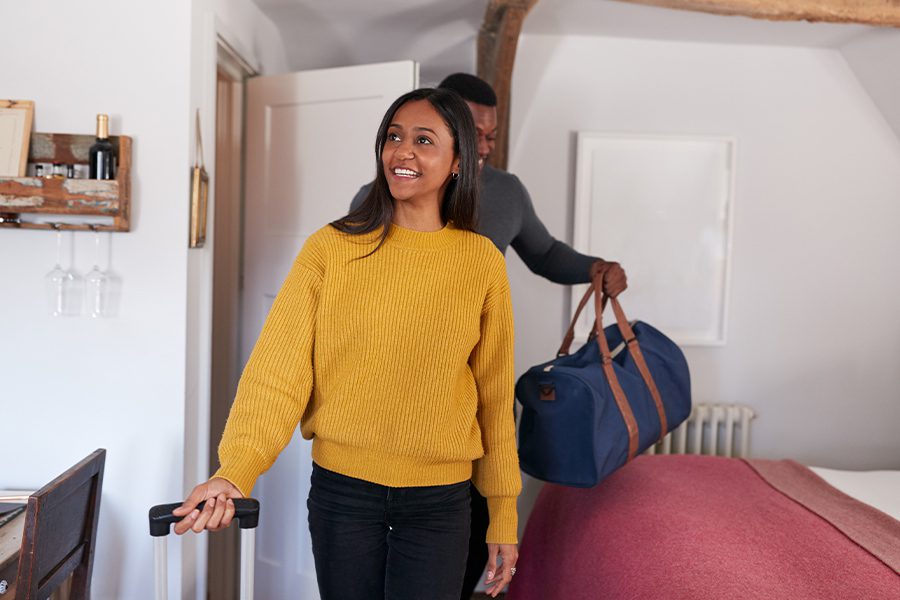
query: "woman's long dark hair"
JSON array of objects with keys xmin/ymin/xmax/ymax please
[{"xmin": 331, "ymin": 88, "xmax": 479, "ymax": 253}]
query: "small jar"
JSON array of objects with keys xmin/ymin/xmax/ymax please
[
  {"xmin": 52, "ymin": 163, "xmax": 65, "ymax": 179},
  {"xmin": 66, "ymin": 164, "xmax": 75, "ymax": 178},
  {"xmin": 34, "ymin": 164, "xmax": 45, "ymax": 177}
]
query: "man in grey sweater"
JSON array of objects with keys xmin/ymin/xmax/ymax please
[{"xmin": 351, "ymin": 73, "xmax": 627, "ymax": 600}]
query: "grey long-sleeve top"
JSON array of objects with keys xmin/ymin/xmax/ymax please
[{"xmin": 350, "ymin": 165, "xmax": 598, "ymax": 285}]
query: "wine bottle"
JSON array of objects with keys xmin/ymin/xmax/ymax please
[{"xmin": 89, "ymin": 114, "xmax": 116, "ymax": 180}]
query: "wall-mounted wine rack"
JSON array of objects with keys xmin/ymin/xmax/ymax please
[{"xmin": 0, "ymin": 132, "xmax": 132, "ymax": 232}]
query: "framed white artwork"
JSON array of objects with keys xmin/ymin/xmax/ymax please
[
  {"xmin": 0, "ymin": 100, "xmax": 34, "ymax": 177},
  {"xmin": 572, "ymin": 132, "xmax": 736, "ymax": 346}
]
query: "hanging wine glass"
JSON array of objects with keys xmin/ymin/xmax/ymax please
[
  {"xmin": 45, "ymin": 226, "xmax": 67, "ymax": 316},
  {"xmin": 45, "ymin": 226, "xmax": 82, "ymax": 316},
  {"xmin": 85, "ymin": 227, "xmax": 110, "ymax": 318}
]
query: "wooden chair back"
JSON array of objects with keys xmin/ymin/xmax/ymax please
[{"xmin": 15, "ymin": 449, "xmax": 105, "ymax": 600}]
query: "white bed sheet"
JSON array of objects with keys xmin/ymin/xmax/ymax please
[{"xmin": 810, "ymin": 466, "xmax": 900, "ymax": 523}]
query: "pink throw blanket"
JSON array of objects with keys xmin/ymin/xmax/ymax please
[{"xmin": 507, "ymin": 455, "xmax": 900, "ymax": 600}]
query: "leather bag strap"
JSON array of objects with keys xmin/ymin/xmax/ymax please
[
  {"xmin": 558, "ymin": 283, "xmax": 604, "ymax": 356},
  {"xmin": 558, "ymin": 285, "xmax": 590, "ymax": 356},
  {"xmin": 557, "ymin": 278, "xmax": 667, "ymax": 451},
  {"xmin": 608, "ymin": 297, "xmax": 668, "ymax": 441},
  {"xmin": 593, "ymin": 281, "xmax": 640, "ymax": 461}
]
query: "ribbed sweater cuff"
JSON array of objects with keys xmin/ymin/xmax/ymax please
[
  {"xmin": 212, "ymin": 445, "xmax": 270, "ymax": 497},
  {"xmin": 485, "ymin": 497, "xmax": 518, "ymax": 544}
]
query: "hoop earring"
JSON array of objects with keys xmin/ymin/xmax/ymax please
[{"xmin": 451, "ymin": 172, "xmax": 459, "ymax": 180}]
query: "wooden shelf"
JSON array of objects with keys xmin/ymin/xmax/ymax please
[{"xmin": 0, "ymin": 132, "xmax": 132, "ymax": 232}]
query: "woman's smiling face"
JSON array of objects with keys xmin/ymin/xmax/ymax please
[{"xmin": 382, "ymin": 99, "xmax": 459, "ymax": 208}]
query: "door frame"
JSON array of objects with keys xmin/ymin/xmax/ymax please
[{"xmin": 208, "ymin": 33, "xmax": 257, "ymax": 600}]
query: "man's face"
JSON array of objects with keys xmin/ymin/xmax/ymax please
[{"xmin": 466, "ymin": 101, "xmax": 498, "ymax": 171}]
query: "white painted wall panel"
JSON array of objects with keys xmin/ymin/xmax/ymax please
[
  {"xmin": 0, "ymin": 1, "xmax": 287, "ymax": 598},
  {"xmin": 509, "ymin": 34, "xmax": 900, "ymax": 472}
]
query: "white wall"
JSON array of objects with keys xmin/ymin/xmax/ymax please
[
  {"xmin": 0, "ymin": 1, "xmax": 285, "ymax": 599},
  {"xmin": 508, "ymin": 35, "xmax": 900, "ymax": 484},
  {"xmin": 0, "ymin": 2, "xmax": 191, "ymax": 598},
  {"xmin": 840, "ymin": 29, "xmax": 900, "ymax": 141}
]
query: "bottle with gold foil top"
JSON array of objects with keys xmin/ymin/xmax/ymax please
[{"xmin": 89, "ymin": 114, "xmax": 116, "ymax": 179}]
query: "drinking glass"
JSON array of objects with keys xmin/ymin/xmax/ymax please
[
  {"xmin": 85, "ymin": 228, "xmax": 111, "ymax": 318},
  {"xmin": 45, "ymin": 227, "xmax": 83, "ymax": 316}
]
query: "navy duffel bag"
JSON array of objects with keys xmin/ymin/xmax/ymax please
[{"xmin": 517, "ymin": 279, "xmax": 691, "ymax": 487}]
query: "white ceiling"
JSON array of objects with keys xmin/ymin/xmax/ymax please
[
  {"xmin": 525, "ymin": 0, "xmax": 875, "ymax": 47},
  {"xmin": 249, "ymin": 0, "xmax": 484, "ymax": 83},
  {"xmin": 250, "ymin": 0, "xmax": 883, "ymax": 80}
]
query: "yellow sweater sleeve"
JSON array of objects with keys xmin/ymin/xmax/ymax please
[
  {"xmin": 213, "ymin": 238, "xmax": 324, "ymax": 496},
  {"xmin": 470, "ymin": 262, "xmax": 521, "ymax": 544}
]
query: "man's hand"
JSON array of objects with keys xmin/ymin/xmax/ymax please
[{"xmin": 590, "ymin": 259, "xmax": 627, "ymax": 297}]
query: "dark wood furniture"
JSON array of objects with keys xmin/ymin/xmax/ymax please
[
  {"xmin": 1, "ymin": 449, "xmax": 106, "ymax": 599},
  {"xmin": 0, "ymin": 508, "xmax": 26, "ymax": 597}
]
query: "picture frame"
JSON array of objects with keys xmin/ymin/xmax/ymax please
[
  {"xmin": 189, "ymin": 164, "xmax": 209, "ymax": 248},
  {"xmin": 572, "ymin": 132, "xmax": 736, "ymax": 346},
  {"xmin": 0, "ymin": 100, "xmax": 34, "ymax": 177},
  {"xmin": 189, "ymin": 109, "xmax": 209, "ymax": 248}
]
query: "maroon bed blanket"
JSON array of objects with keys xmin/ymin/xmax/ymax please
[{"xmin": 506, "ymin": 455, "xmax": 900, "ymax": 600}]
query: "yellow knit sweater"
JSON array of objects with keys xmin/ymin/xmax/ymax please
[{"xmin": 214, "ymin": 222, "xmax": 521, "ymax": 543}]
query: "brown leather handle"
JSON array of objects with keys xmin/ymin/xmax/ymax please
[
  {"xmin": 558, "ymin": 281, "xmax": 606, "ymax": 356},
  {"xmin": 607, "ymin": 296, "xmax": 668, "ymax": 441},
  {"xmin": 557, "ymin": 279, "xmax": 669, "ymax": 455},
  {"xmin": 591, "ymin": 281, "xmax": 640, "ymax": 461}
]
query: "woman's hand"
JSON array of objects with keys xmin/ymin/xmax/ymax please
[
  {"xmin": 172, "ymin": 477, "xmax": 243, "ymax": 535},
  {"xmin": 484, "ymin": 542, "xmax": 519, "ymax": 597}
]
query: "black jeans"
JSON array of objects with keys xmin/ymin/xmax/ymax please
[
  {"xmin": 307, "ymin": 463, "xmax": 471, "ymax": 600},
  {"xmin": 462, "ymin": 402, "xmax": 518, "ymax": 600},
  {"xmin": 460, "ymin": 485, "xmax": 490, "ymax": 600}
]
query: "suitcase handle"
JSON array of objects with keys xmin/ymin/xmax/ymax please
[{"xmin": 149, "ymin": 498, "xmax": 259, "ymax": 536}]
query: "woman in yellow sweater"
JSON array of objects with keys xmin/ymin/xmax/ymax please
[{"xmin": 173, "ymin": 88, "xmax": 521, "ymax": 599}]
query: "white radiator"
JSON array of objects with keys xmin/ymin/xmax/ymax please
[{"xmin": 646, "ymin": 403, "xmax": 756, "ymax": 458}]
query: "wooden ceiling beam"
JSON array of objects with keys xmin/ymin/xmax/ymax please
[
  {"xmin": 613, "ymin": 0, "xmax": 900, "ymax": 27},
  {"xmin": 477, "ymin": 0, "xmax": 540, "ymax": 170},
  {"xmin": 476, "ymin": 0, "xmax": 898, "ymax": 169}
]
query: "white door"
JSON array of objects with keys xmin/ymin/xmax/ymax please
[{"xmin": 242, "ymin": 60, "xmax": 418, "ymax": 599}]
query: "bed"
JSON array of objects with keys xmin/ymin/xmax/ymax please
[{"xmin": 506, "ymin": 454, "xmax": 900, "ymax": 600}]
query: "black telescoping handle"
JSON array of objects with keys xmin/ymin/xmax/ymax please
[{"xmin": 149, "ymin": 498, "xmax": 259, "ymax": 537}]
